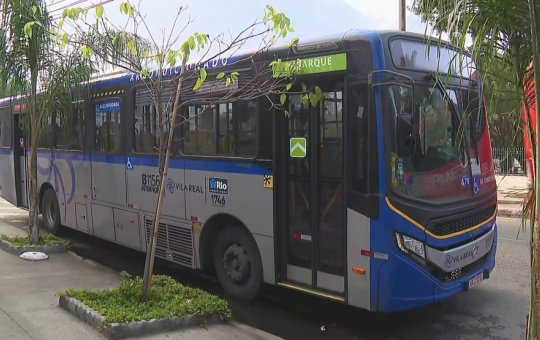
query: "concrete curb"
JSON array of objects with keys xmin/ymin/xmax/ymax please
[
  {"xmin": 498, "ymin": 199, "xmax": 526, "ymax": 205},
  {"xmin": 59, "ymin": 295, "xmax": 225, "ymax": 339},
  {"xmin": 0, "ymin": 238, "xmax": 69, "ymax": 255},
  {"xmin": 498, "ymin": 207, "xmax": 523, "ymax": 219}
]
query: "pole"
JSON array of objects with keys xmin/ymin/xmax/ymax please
[{"xmin": 399, "ymin": 0, "xmax": 406, "ymax": 31}]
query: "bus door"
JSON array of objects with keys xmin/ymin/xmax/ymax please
[
  {"xmin": 13, "ymin": 113, "xmax": 28, "ymax": 208},
  {"xmin": 277, "ymin": 86, "xmax": 346, "ymax": 298},
  {"xmin": 90, "ymin": 97, "xmax": 127, "ymax": 241}
]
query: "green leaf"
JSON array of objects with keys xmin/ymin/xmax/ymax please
[
  {"xmin": 61, "ymin": 32, "xmax": 68, "ymax": 48},
  {"xmin": 280, "ymin": 93, "xmax": 287, "ymax": 105},
  {"xmin": 200, "ymin": 68, "xmax": 207, "ymax": 82},
  {"xmin": 81, "ymin": 46, "xmax": 90, "ymax": 58},
  {"xmin": 314, "ymin": 86, "xmax": 322, "ymax": 98},
  {"xmin": 309, "ymin": 93, "xmax": 319, "ymax": 108},
  {"xmin": 284, "ymin": 110, "xmax": 289, "ymax": 117},
  {"xmin": 96, "ymin": 5, "xmax": 104, "ymax": 18},
  {"xmin": 301, "ymin": 95, "xmax": 309, "ymax": 108},
  {"xmin": 226, "ymin": 77, "xmax": 231, "ymax": 87},
  {"xmin": 167, "ymin": 51, "xmax": 177, "ymax": 68},
  {"xmin": 216, "ymin": 72, "xmax": 225, "ymax": 80},
  {"xmin": 285, "ymin": 83, "xmax": 293, "ymax": 91},
  {"xmin": 188, "ymin": 36, "xmax": 195, "ymax": 50},
  {"xmin": 231, "ymin": 71, "xmax": 239, "ymax": 79},
  {"xmin": 23, "ymin": 22, "xmax": 33, "ymax": 39},
  {"xmin": 127, "ymin": 39, "xmax": 137, "ymax": 55},
  {"xmin": 301, "ymin": 82, "xmax": 307, "ymax": 92},
  {"xmin": 288, "ymin": 37, "xmax": 299, "ymax": 47},
  {"xmin": 193, "ymin": 78, "xmax": 203, "ymax": 91}
]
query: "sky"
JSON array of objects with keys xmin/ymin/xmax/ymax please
[{"xmin": 51, "ymin": 0, "xmax": 438, "ymax": 48}]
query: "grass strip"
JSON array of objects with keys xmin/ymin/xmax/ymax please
[
  {"xmin": 0, "ymin": 233, "xmax": 71, "ymax": 247},
  {"xmin": 58, "ymin": 272, "xmax": 231, "ymax": 326}
]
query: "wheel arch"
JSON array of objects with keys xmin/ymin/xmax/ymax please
[{"xmin": 199, "ymin": 213, "xmax": 259, "ymax": 273}]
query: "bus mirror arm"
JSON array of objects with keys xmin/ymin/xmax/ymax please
[{"xmin": 370, "ymin": 70, "xmax": 417, "ymax": 157}]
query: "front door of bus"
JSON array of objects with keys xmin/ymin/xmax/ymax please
[{"xmin": 278, "ymin": 88, "xmax": 345, "ymax": 296}]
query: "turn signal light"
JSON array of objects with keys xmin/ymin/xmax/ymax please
[{"xmin": 352, "ymin": 267, "xmax": 366, "ymax": 275}]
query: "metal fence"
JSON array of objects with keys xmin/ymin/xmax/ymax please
[{"xmin": 492, "ymin": 146, "xmax": 526, "ymax": 174}]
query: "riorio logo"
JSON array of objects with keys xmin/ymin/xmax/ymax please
[{"xmin": 208, "ymin": 177, "xmax": 228, "ymax": 195}]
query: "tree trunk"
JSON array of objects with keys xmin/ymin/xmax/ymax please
[
  {"xmin": 141, "ymin": 61, "xmax": 187, "ymax": 300},
  {"xmin": 528, "ymin": 0, "xmax": 540, "ymax": 338},
  {"xmin": 28, "ymin": 99, "xmax": 39, "ymax": 245}
]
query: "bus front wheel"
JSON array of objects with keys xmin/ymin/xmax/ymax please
[
  {"xmin": 41, "ymin": 189, "xmax": 61, "ymax": 234},
  {"xmin": 214, "ymin": 226, "xmax": 262, "ymax": 300}
]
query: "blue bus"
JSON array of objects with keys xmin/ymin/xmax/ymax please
[{"xmin": 0, "ymin": 30, "xmax": 497, "ymax": 311}]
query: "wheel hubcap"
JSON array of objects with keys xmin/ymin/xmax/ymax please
[{"xmin": 223, "ymin": 243, "xmax": 250, "ymax": 284}]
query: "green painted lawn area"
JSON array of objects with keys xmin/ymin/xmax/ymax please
[{"xmin": 58, "ymin": 272, "xmax": 231, "ymax": 326}]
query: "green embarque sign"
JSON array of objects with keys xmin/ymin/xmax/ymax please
[{"xmin": 273, "ymin": 53, "xmax": 347, "ymax": 77}]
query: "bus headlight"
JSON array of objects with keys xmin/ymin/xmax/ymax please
[{"xmin": 395, "ymin": 233, "xmax": 426, "ymax": 259}]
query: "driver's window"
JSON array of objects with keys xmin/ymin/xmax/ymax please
[{"xmin": 418, "ymin": 87, "xmax": 456, "ymax": 152}]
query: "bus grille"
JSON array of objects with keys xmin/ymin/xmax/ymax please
[
  {"xmin": 429, "ymin": 206, "xmax": 496, "ymax": 236},
  {"xmin": 144, "ymin": 218, "xmax": 194, "ymax": 268},
  {"xmin": 430, "ymin": 253, "xmax": 488, "ymax": 283}
]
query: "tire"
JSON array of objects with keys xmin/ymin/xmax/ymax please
[
  {"xmin": 41, "ymin": 188, "xmax": 61, "ymax": 234},
  {"xmin": 214, "ymin": 226, "xmax": 263, "ymax": 300}
]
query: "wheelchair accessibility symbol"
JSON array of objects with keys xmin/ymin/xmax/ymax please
[
  {"xmin": 126, "ymin": 157, "xmax": 134, "ymax": 170},
  {"xmin": 473, "ymin": 176, "xmax": 480, "ymax": 195}
]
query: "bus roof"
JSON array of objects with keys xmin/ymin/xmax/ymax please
[{"xmin": 0, "ymin": 30, "xmax": 439, "ymax": 103}]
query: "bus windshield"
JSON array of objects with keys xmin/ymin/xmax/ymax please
[{"xmin": 386, "ymin": 81, "xmax": 489, "ymax": 203}]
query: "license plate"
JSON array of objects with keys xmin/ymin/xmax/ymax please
[{"xmin": 467, "ymin": 272, "xmax": 484, "ymax": 289}]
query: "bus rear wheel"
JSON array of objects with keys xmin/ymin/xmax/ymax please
[
  {"xmin": 214, "ymin": 226, "xmax": 262, "ymax": 300},
  {"xmin": 41, "ymin": 188, "xmax": 61, "ymax": 234}
]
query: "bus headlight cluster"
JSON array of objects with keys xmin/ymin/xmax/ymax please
[{"xmin": 395, "ymin": 233, "xmax": 425, "ymax": 259}]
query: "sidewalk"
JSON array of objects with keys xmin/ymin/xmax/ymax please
[
  {"xmin": 0, "ymin": 198, "xmax": 279, "ymax": 340},
  {"xmin": 496, "ymin": 174, "xmax": 531, "ymax": 218}
]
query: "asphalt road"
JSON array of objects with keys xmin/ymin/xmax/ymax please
[{"xmin": 47, "ymin": 216, "xmax": 528, "ymax": 340}]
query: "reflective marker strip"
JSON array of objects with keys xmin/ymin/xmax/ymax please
[
  {"xmin": 361, "ymin": 249, "xmax": 389, "ymax": 260},
  {"xmin": 374, "ymin": 252, "xmax": 389, "ymax": 260},
  {"xmin": 361, "ymin": 249, "xmax": 373, "ymax": 257}
]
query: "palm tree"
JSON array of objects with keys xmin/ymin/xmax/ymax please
[
  {"xmin": 0, "ymin": 0, "xmax": 92, "ymax": 244},
  {"xmin": 412, "ymin": 0, "xmax": 540, "ymax": 337}
]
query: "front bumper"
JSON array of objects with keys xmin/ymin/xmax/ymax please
[{"xmin": 375, "ymin": 224, "xmax": 498, "ymax": 312}]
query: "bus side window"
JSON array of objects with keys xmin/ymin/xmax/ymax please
[
  {"xmin": 133, "ymin": 88, "xmax": 175, "ymax": 154},
  {"xmin": 38, "ymin": 112, "xmax": 56, "ymax": 149},
  {"xmin": 181, "ymin": 100, "xmax": 258, "ymax": 158},
  {"xmin": 0, "ymin": 107, "xmax": 10, "ymax": 147},
  {"xmin": 349, "ymin": 85, "xmax": 368, "ymax": 193},
  {"xmin": 94, "ymin": 99, "xmax": 122, "ymax": 153},
  {"xmin": 182, "ymin": 105, "xmax": 217, "ymax": 156},
  {"xmin": 56, "ymin": 102, "xmax": 85, "ymax": 150}
]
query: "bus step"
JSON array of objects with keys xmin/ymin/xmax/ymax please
[{"xmin": 276, "ymin": 282, "xmax": 345, "ymax": 303}]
